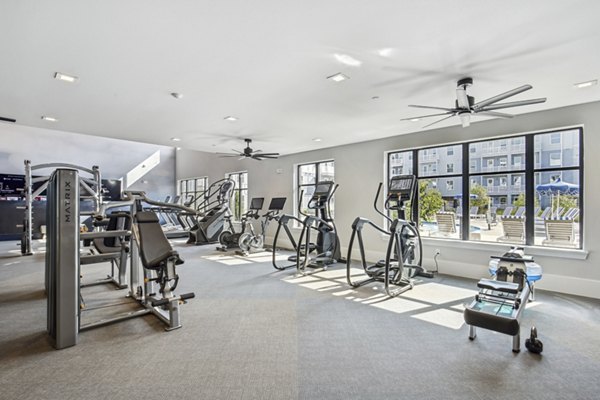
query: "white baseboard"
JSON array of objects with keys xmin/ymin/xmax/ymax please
[{"xmin": 266, "ymin": 236, "xmax": 600, "ymax": 299}]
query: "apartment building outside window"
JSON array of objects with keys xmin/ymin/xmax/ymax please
[{"xmin": 387, "ymin": 127, "xmax": 583, "ymax": 248}]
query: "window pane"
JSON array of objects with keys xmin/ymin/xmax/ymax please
[
  {"xmin": 534, "ymin": 170, "xmax": 580, "ymax": 248},
  {"xmin": 299, "ymin": 185, "xmax": 315, "ymax": 216},
  {"xmin": 469, "ymin": 136, "xmax": 525, "ymax": 174},
  {"xmin": 534, "ymin": 129, "xmax": 580, "ymax": 169},
  {"xmin": 468, "ymin": 178, "xmax": 525, "ymax": 244},
  {"xmin": 240, "ymin": 172, "xmax": 248, "ymax": 189},
  {"xmin": 240, "ymin": 189, "xmax": 248, "ymax": 217},
  {"xmin": 299, "ymin": 164, "xmax": 316, "ymax": 185},
  {"xmin": 389, "ymin": 151, "xmax": 413, "ymax": 176},
  {"xmin": 318, "ymin": 161, "xmax": 335, "ymax": 182},
  {"xmin": 417, "ymin": 178, "xmax": 462, "ymax": 240},
  {"xmin": 418, "ymin": 145, "xmax": 461, "ymax": 177}
]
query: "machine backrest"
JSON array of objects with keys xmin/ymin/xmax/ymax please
[{"xmin": 136, "ymin": 211, "xmax": 176, "ymax": 269}]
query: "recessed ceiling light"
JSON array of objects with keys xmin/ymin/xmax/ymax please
[
  {"xmin": 171, "ymin": 137, "xmax": 181, "ymax": 142},
  {"xmin": 176, "ymin": 147, "xmax": 182, "ymax": 151},
  {"xmin": 171, "ymin": 92, "xmax": 183, "ymax": 99},
  {"xmin": 574, "ymin": 79, "xmax": 597, "ymax": 88},
  {"xmin": 409, "ymin": 118, "xmax": 420, "ymax": 122},
  {"xmin": 372, "ymin": 96, "xmax": 380, "ymax": 100},
  {"xmin": 41, "ymin": 116, "xmax": 58, "ymax": 122},
  {"xmin": 327, "ymin": 73, "xmax": 349, "ymax": 82},
  {"xmin": 224, "ymin": 116, "xmax": 238, "ymax": 121},
  {"xmin": 312, "ymin": 138, "xmax": 322, "ymax": 142},
  {"xmin": 377, "ymin": 48, "xmax": 394, "ymax": 57},
  {"xmin": 54, "ymin": 72, "xmax": 78, "ymax": 83},
  {"xmin": 333, "ymin": 54, "xmax": 362, "ymax": 67}
]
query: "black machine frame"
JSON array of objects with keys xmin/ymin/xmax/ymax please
[{"xmin": 346, "ymin": 175, "xmax": 432, "ymax": 297}]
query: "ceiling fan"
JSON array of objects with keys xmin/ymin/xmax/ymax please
[
  {"xmin": 401, "ymin": 77, "xmax": 546, "ymax": 128},
  {"xmin": 217, "ymin": 138, "xmax": 280, "ymax": 161}
]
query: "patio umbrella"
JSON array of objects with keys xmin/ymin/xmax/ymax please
[{"xmin": 535, "ymin": 178, "xmax": 579, "ymax": 218}]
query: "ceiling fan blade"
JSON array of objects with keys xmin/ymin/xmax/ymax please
[
  {"xmin": 422, "ymin": 113, "xmax": 456, "ymax": 129},
  {"xmin": 456, "ymin": 87, "xmax": 470, "ymax": 109},
  {"xmin": 472, "ymin": 85, "xmax": 532, "ymax": 110},
  {"xmin": 479, "ymin": 98, "xmax": 547, "ymax": 111},
  {"xmin": 400, "ymin": 112, "xmax": 453, "ymax": 121},
  {"xmin": 231, "ymin": 149, "xmax": 244, "ymax": 154},
  {"xmin": 475, "ymin": 111, "xmax": 514, "ymax": 118},
  {"xmin": 256, "ymin": 155, "xmax": 279, "ymax": 159},
  {"xmin": 255, "ymin": 152, "xmax": 279, "ymax": 157},
  {"xmin": 408, "ymin": 104, "xmax": 456, "ymax": 112},
  {"xmin": 216, "ymin": 153, "xmax": 243, "ymax": 157}
]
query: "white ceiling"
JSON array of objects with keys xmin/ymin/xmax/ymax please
[{"xmin": 1, "ymin": 0, "xmax": 600, "ymax": 156}]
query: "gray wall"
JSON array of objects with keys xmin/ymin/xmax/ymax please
[
  {"xmin": 177, "ymin": 101, "xmax": 599, "ymax": 299},
  {"xmin": 0, "ymin": 123, "xmax": 176, "ymax": 200}
]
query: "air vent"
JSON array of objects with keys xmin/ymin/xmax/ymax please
[{"xmin": 0, "ymin": 116, "xmax": 16, "ymax": 123}]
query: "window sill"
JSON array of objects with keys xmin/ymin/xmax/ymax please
[{"xmin": 420, "ymin": 237, "xmax": 588, "ymax": 260}]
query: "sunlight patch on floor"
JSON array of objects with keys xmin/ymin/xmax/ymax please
[
  {"xmin": 401, "ymin": 282, "xmax": 476, "ymax": 305},
  {"xmin": 299, "ymin": 280, "xmax": 342, "ymax": 291},
  {"xmin": 370, "ymin": 297, "xmax": 429, "ymax": 314},
  {"xmin": 411, "ymin": 309, "xmax": 466, "ymax": 330},
  {"xmin": 283, "ymin": 275, "xmax": 320, "ymax": 284}
]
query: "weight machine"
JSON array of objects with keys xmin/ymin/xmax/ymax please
[{"xmin": 46, "ymin": 169, "xmax": 194, "ymax": 350}]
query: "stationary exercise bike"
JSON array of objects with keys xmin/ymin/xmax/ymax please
[
  {"xmin": 237, "ymin": 197, "xmax": 287, "ymax": 255},
  {"xmin": 346, "ymin": 175, "xmax": 432, "ymax": 297},
  {"xmin": 218, "ymin": 197, "xmax": 264, "ymax": 250}
]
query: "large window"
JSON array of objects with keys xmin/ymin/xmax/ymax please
[
  {"xmin": 387, "ymin": 127, "xmax": 583, "ymax": 249},
  {"xmin": 227, "ymin": 171, "xmax": 248, "ymax": 221},
  {"xmin": 297, "ymin": 160, "xmax": 334, "ymax": 217},
  {"xmin": 177, "ymin": 176, "xmax": 208, "ymax": 210}
]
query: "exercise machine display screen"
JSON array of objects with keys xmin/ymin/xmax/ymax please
[
  {"xmin": 389, "ymin": 175, "xmax": 415, "ymax": 193},
  {"xmin": 268, "ymin": 197, "xmax": 286, "ymax": 211},
  {"xmin": 314, "ymin": 182, "xmax": 334, "ymax": 196},
  {"xmin": 249, "ymin": 197, "xmax": 265, "ymax": 210}
]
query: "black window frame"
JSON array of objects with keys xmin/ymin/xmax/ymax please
[
  {"xmin": 296, "ymin": 160, "xmax": 335, "ymax": 219},
  {"xmin": 178, "ymin": 176, "xmax": 208, "ymax": 210},
  {"xmin": 226, "ymin": 171, "xmax": 248, "ymax": 221},
  {"xmin": 387, "ymin": 127, "xmax": 584, "ymax": 248}
]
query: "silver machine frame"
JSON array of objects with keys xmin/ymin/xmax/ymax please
[
  {"xmin": 46, "ymin": 170, "xmax": 193, "ymax": 350},
  {"xmin": 21, "ymin": 160, "xmax": 102, "ymax": 255}
]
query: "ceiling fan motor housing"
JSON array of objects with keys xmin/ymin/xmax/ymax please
[{"xmin": 457, "ymin": 77, "xmax": 473, "ymax": 88}]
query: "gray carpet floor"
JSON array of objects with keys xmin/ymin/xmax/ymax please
[{"xmin": 1, "ymin": 239, "xmax": 599, "ymax": 400}]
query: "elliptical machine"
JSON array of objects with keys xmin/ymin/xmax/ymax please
[
  {"xmin": 187, "ymin": 178, "xmax": 235, "ymax": 245},
  {"xmin": 272, "ymin": 182, "xmax": 341, "ymax": 273},
  {"xmin": 296, "ymin": 182, "xmax": 341, "ymax": 274},
  {"xmin": 218, "ymin": 197, "xmax": 264, "ymax": 250},
  {"xmin": 346, "ymin": 175, "xmax": 432, "ymax": 297}
]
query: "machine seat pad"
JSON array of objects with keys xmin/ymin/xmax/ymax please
[
  {"xmin": 136, "ymin": 211, "xmax": 184, "ymax": 269},
  {"xmin": 477, "ymin": 279, "xmax": 519, "ymax": 294}
]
